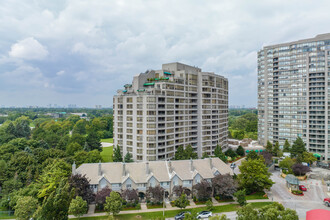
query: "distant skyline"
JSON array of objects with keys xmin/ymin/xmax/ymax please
[{"xmin": 1, "ymin": 0, "xmax": 330, "ymax": 107}]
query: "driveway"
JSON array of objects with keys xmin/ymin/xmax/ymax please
[{"xmin": 269, "ymin": 170, "xmax": 329, "ymax": 219}]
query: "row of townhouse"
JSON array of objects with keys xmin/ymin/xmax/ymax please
[{"xmin": 73, "ymin": 158, "xmax": 233, "ymax": 198}]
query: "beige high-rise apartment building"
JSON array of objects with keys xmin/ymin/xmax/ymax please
[
  {"xmin": 113, "ymin": 62, "xmax": 228, "ymax": 161},
  {"xmin": 258, "ymin": 33, "xmax": 330, "ymax": 160}
]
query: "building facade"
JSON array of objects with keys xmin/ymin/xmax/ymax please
[
  {"xmin": 258, "ymin": 33, "xmax": 330, "ymax": 160},
  {"xmin": 74, "ymin": 158, "xmax": 233, "ymax": 198},
  {"xmin": 113, "ymin": 62, "xmax": 228, "ymax": 161}
]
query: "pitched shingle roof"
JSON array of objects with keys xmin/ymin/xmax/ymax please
[{"xmin": 76, "ymin": 158, "xmax": 233, "ymax": 185}]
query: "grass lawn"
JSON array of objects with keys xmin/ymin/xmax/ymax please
[
  {"xmin": 76, "ymin": 202, "xmax": 273, "ymax": 220},
  {"xmin": 217, "ymin": 199, "xmax": 235, "ymax": 203},
  {"xmin": 101, "ymin": 138, "xmax": 113, "ymax": 143},
  {"xmin": 147, "ymin": 204, "xmax": 164, "ymax": 209},
  {"xmin": 246, "ymin": 192, "xmax": 268, "ymax": 200},
  {"xmin": 100, "ymin": 146, "xmax": 113, "ymax": 162}
]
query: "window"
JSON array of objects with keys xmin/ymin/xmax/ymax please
[{"xmin": 126, "ymin": 184, "xmax": 131, "ymax": 188}]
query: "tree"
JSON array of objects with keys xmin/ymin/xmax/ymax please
[
  {"xmin": 212, "ymin": 174, "xmax": 237, "ymax": 199},
  {"xmin": 237, "ymin": 202, "xmax": 298, "ymax": 220},
  {"xmin": 206, "ymin": 200, "xmax": 213, "ymax": 211},
  {"xmin": 35, "ymin": 180, "xmax": 73, "ymax": 220},
  {"xmin": 66, "ymin": 142, "xmax": 83, "ymax": 156},
  {"xmin": 69, "ymin": 196, "xmax": 88, "ymax": 219},
  {"xmin": 193, "ymin": 180, "xmax": 212, "ymax": 201},
  {"xmin": 95, "ymin": 187, "xmax": 111, "ymax": 209},
  {"xmin": 124, "ymin": 152, "xmax": 134, "ymax": 163},
  {"xmin": 174, "ymin": 193, "xmax": 189, "ymax": 209},
  {"xmin": 184, "ymin": 145, "xmax": 198, "ymax": 159},
  {"xmin": 301, "ymin": 152, "xmax": 317, "ymax": 165},
  {"xmin": 214, "ymin": 145, "xmax": 227, "ymax": 163},
  {"xmin": 265, "ymin": 141, "xmax": 273, "ymax": 153},
  {"xmin": 174, "ymin": 146, "xmax": 185, "ymax": 160},
  {"xmin": 37, "ymin": 159, "xmax": 71, "ymax": 198},
  {"xmin": 0, "ymin": 160, "xmax": 7, "ymax": 187},
  {"xmin": 69, "ymin": 174, "xmax": 95, "ymax": 204},
  {"xmin": 14, "ymin": 196, "xmax": 39, "ymax": 220},
  {"xmin": 246, "ymin": 151, "xmax": 259, "ymax": 160},
  {"xmin": 238, "ymin": 158, "xmax": 274, "ymax": 194},
  {"xmin": 279, "ymin": 157, "xmax": 295, "ymax": 174},
  {"xmin": 225, "ymin": 148, "xmax": 237, "ymax": 159},
  {"xmin": 236, "ymin": 146, "xmax": 245, "ymax": 157},
  {"xmin": 113, "ymin": 145, "xmax": 123, "ymax": 162},
  {"xmin": 73, "ymin": 119, "xmax": 87, "ymax": 135},
  {"xmin": 233, "ymin": 130, "xmax": 245, "ymax": 140},
  {"xmin": 291, "ymin": 163, "xmax": 310, "ymax": 176},
  {"xmin": 273, "ymin": 142, "xmax": 280, "ymax": 156},
  {"xmin": 202, "ymin": 152, "xmax": 209, "ymax": 159},
  {"xmin": 290, "ymin": 137, "xmax": 306, "ymax": 158},
  {"xmin": 172, "ymin": 185, "xmax": 191, "ymax": 197},
  {"xmin": 146, "ymin": 185, "xmax": 164, "ymax": 203},
  {"xmin": 104, "ymin": 191, "xmax": 122, "ymax": 216},
  {"xmin": 121, "ymin": 189, "xmax": 139, "ymax": 203},
  {"xmin": 259, "ymin": 151, "xmax": 272, "ymax": 166},
  {"xmin": 234, "ymin": 189, "xmax": 246, "ymax": 206},
  {"xmin": 283, "ymin": 139, "xmax": 291, "ymax": 152},
  {"xmin": 85, "ymin": 130, "xmax": 101, "ymax": 152}
]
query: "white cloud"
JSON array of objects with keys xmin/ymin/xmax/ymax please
[
  {"xmin": 2, "ymin": 0, "xmax": 330, "ymax": 107},
  {"xmin": 56, "ymin": 70, "xmax": 65, "ymax": 76},
  {"xmin": 9, "ymin": 37, "xmax": 49, "ymax": 60}
]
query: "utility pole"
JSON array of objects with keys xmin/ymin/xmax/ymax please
[{"xmin": 163, "ymin": 190, "xmax": 165, "ymax": 216}]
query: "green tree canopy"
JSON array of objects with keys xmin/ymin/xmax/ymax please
[
  {"xmin": 237, "ymin": 202, "xmax": 298, "ymax": 220},
  {"xmin": 14, "ymin": 196, "xmax": 39, "ymax": 220},
  {"xmin": 283, "ymin": 139, "xmax": 291, "ymax": 152},
  {"xmin": 238, "ymin": 158, "xmax": 274, "ymax": 194},
  {"xmin": 174, "ymin": 193, "xmax": 189, "ymax": 209},
  {"xmin": 37, "ymin": 159, "xmax": 71, "ymax": 198},
  {"xmin": 113, "ymin": 145, "xmax": 123, "ymax": 162},
  {"xmin": 291, "ymin": 137, "xmax": 306, "ymax": 158},
  {"xmin": 69, "ymin": 196, "xmax": 88, "ymax": 219},
  {"xmin": 104, "ymin": 191, "xmax": 122, "ymax": 216}
]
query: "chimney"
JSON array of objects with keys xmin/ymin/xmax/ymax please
[
  {"xmin": 72, "ymin": 161, "xmax": 76, "ymax": 175},
  {"xmin": 190, "ymin": 158, "xmax": 194, "ymax": 171},
  {"xmin": 146, "ymin": 161, "xmax": 150, "ymax": 175},
  {"xmin": 209, "ymin": 157, "xmax": 213, "ymax": 169},
  {"xmin": 98, "ymin": 161, "xmax": 102, "ymax": 176},
  {"xmin": 168, "ymin": 160, "xmax": 172, "ymax": 173},
  {"xmin": 123, "ymin": 162, "xmax": 126, "ymax": 176}
]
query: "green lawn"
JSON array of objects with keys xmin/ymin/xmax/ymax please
[
  {"xmin": 246, "ymin": 192, "xmax": 268, "ymax": 200},
  {"xmin": 101, "ymin": 138, "xmax": 113, "ymax": 143},
  {"xmin": 100, "ymin": 146, "xmax": 113, "ymax": 162},
  {"xmin": 76, "ymin": 202, "xmax": 273, "ymax": 220}
]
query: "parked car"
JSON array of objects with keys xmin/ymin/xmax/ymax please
[
  {"xmin": 299, "ymin": 185, "xmax": 307, "ymax": 191},
  {"xmin": 324, "ymin": 198, "xmax": 330, "ymax": 207},
  {"xmin": 230, "ymin": 163, "xmax": 236, "ymax": 169},
  {"xmin": 197, "ymin": 211, "xmax": 212, "ymax": 219},
  {"xmin": 175, "ymin": 211, "xmax": 191, "ymax": 220}
]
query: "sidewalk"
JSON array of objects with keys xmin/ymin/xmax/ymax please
[{"xmin": 69, "ymin": 199, "xmax": 272, "ymax": 218}]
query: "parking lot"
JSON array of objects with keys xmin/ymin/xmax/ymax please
[{"xmin": 269, "ymin": 170, "xmax": 329, "ymax": 219}]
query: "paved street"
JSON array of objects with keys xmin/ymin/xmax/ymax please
[{"xmin": 269, "ymin": 170, "xmax": 329, "ymax": 219}]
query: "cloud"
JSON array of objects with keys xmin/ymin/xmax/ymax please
[
  {"xmin": 9, "ymin": 37, "xmax": 49, "ymax": 60},
  {"xmin": 1, "ymin": 0, "xmax": 330, "ymax": 107}
]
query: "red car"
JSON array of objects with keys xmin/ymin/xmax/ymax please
[{"xmin": 299, "ymin": 185, "xmax": 307, "ymax": 191}]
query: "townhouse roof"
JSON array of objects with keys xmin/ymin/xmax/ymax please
[{"xmin": 76, "ymin": 158, "xmax": 233, "ymax": 185}]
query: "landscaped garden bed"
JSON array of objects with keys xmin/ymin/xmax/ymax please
[
  {"xmin": 291, "ymin": 190, "xmax": 304, "ymax": 196},
  {"xmin": 170, "ymin": 200, "xmax": 190, "ymax": 207},
  {"xmin": 146, "ymin": 202, "xmax": 164, "ymax": 209}
]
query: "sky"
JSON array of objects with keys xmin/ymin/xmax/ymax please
[{"xmin": 1, "ymin": 0, "xmax": 330, "ymax": 108}]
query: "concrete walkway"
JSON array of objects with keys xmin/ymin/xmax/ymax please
[
  {"xmin": 88, "ymin": 204, "xmax": 95, "ymax": 214},
  {"xmin": 68, "ymin": 199, "xmax": 272, "ymax": 218}
]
